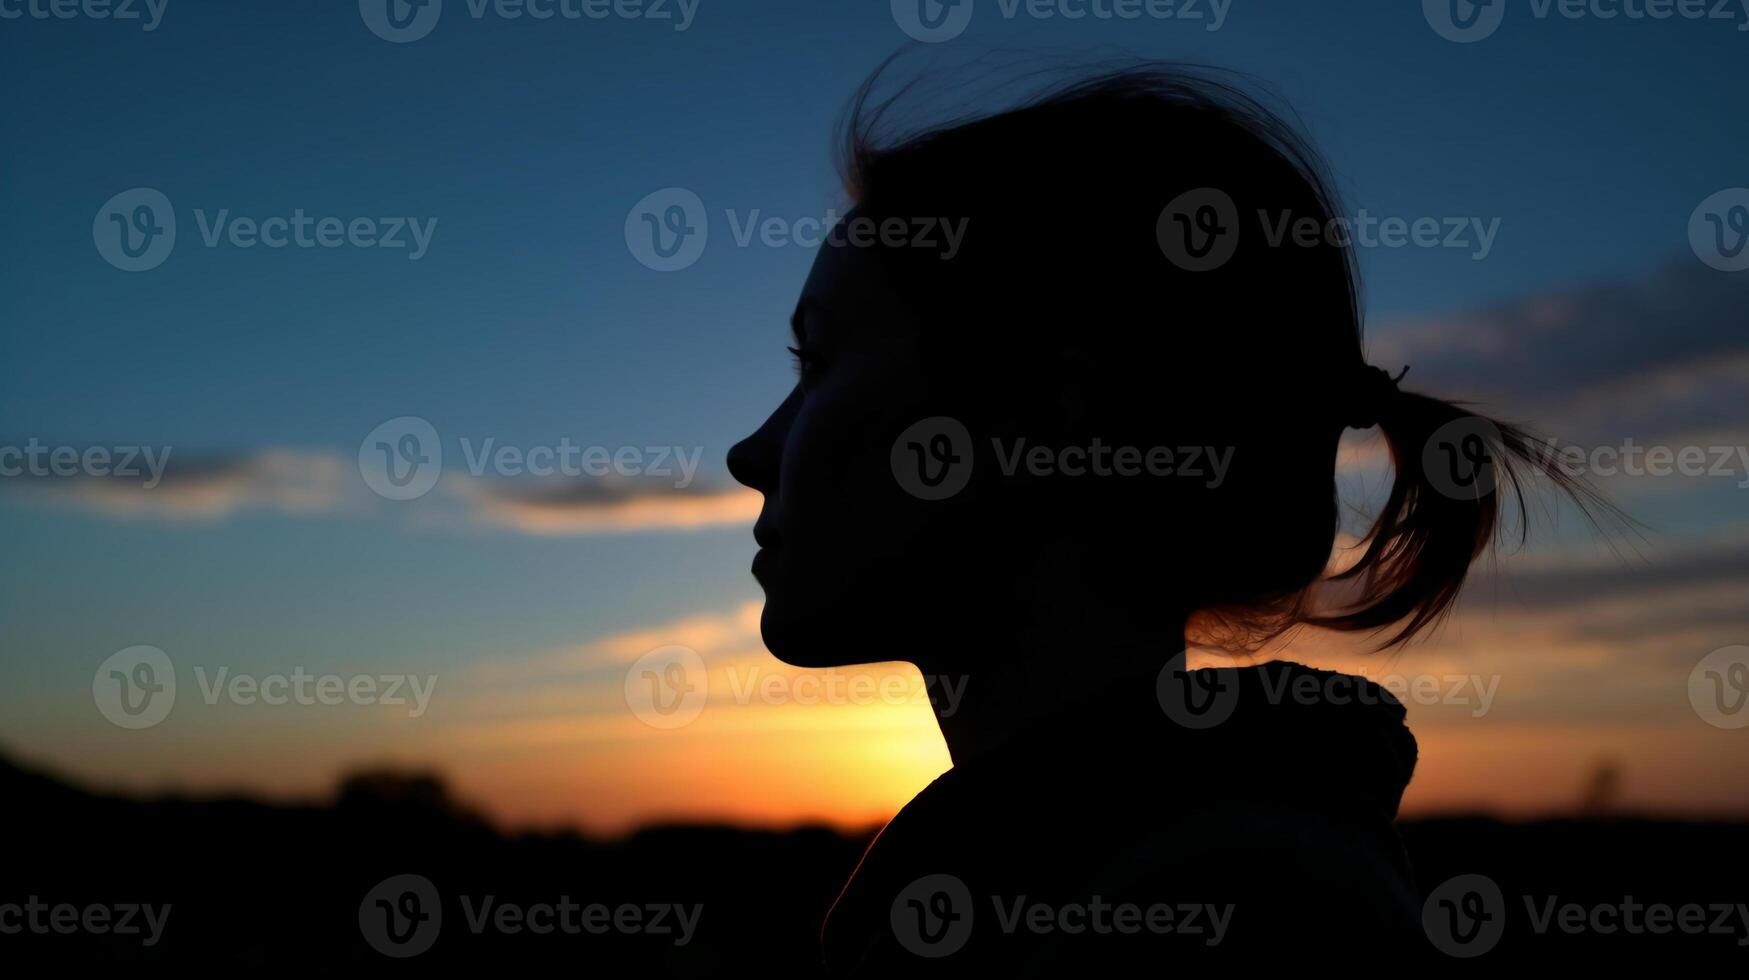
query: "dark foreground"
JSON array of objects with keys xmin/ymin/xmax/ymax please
[{"xmin": 4, "ymin": 752, "xmax": 1744, "ymax": 970}]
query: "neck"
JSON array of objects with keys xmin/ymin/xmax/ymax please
[
  {"xmin": 922, "ymin": 622, "xmax": 1185, "ymax": 767},
  {"xmin": 917, "ymin": 540, "xmax": 1190, "ymax": 766}
]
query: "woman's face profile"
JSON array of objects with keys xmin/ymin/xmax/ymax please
[{"xmin": 728, "ymin": 231, "xmax": 969, "ymax": 669}]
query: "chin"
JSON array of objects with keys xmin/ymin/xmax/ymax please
[
  {"xmin": 758, "ymin": 602, "xmax": 835, "ymax": 668},
  {"xmin": 757, "ymin": 598, "xmax": 885, "ymax": 669}
]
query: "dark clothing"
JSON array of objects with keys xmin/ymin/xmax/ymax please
[{"xmin": 823, "ymin": 660, "xmax": 1427, "ymax": 973}]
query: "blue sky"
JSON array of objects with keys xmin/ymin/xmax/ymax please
[
  {"xmin": 4, "ymin": 2, "xmax": 1745, "ymax": 448},
  {"xmin": 2, "ymin": 0, "xmax": 1747, "ymax": 828}
]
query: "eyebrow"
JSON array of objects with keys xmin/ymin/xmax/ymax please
[{"xmin": 789, "ymin": 298, "xmax": 819, "ymax": 346}]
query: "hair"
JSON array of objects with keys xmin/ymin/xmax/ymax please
[{"xmin": 835, "ymin": 55, "xmax": 1617, "ymax": 650}]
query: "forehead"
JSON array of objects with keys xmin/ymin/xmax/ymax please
[{"xmin": 793, "ymin": 218, "xmax": 915, "ymax": 348}]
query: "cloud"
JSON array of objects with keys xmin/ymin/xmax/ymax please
[
  {"xmin": 1329, "ymin": 257, "xmax": 1749, "ymax": 540},
  {"xmin": 1368, "ymin": 258, "xmax": 1749, "ymax": 446},
  {"xmin": 468, "ymin": 601, "xmax": 766, "ymax": 684},
  {"xmin": 13, "ymin": 257, "xmax": 1738, "ymax": 539},
  {"xmin": 0, "ymin": 449, "xmax": 346, "ymax": 521},
  {"xmin": 443, "ymin": 477, "xmax": 761, "ymax": 536},
  {"xmin": 1459, "ymin": 525, "xmax": 1749, "ymax": 619},
  {"xmin": 2, "ymin": 446, "xmax": 762, "ymax": 536}
]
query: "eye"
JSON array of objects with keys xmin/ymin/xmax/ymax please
[{"xmin": 787, "ymin": 345, "xmax": 826, "ymax": 380}]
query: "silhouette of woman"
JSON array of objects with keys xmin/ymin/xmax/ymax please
[{"xmin": 727, "ymin": 62, "xmax": 1603, "ymax": 973}]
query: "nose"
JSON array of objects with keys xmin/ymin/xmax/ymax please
[{"xmin": 727, "ymin": 385, "xmax": 799, "ymax": 495}]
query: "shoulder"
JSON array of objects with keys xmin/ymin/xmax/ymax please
[{"xmin": 1088, "ymin": 804, "xmax": 1425, "ymax": 957}]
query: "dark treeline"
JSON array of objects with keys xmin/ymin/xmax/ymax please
[{"xmin": 4, "ymin": 752, "xmax": 1744, "ymax": 970}]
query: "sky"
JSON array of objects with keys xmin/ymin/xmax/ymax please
[{"xmin": 2, "ymin": 0, "xmax": 1747, "ymax": 832}]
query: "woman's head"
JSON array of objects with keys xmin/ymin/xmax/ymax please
[{"xmin": 727, "ymin": 61, "xmax": 1601, "ymax": 669}]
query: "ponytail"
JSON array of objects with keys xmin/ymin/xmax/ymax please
[{"xmin": 1308, "ymin": 373, "xmax": 1620, "ymax": 648}]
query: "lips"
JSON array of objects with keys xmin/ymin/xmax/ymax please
[
  {"xmin": 751, "ymin": 514, "xmax": 781, "ymax": 581},
  {"xmin": 752, "ymin": 517, "xmax": 781, "ymax": 551}
]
